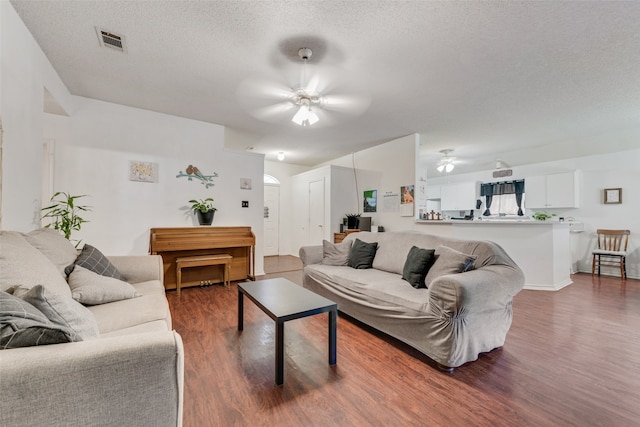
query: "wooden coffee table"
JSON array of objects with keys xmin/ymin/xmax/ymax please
[{"xmin": 237, "ymin": 278, "xmax": 337, "ymax": 385}]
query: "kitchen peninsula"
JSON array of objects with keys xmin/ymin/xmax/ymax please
[{"xmin": 415, "ymin": 219, "xmax": 572, "ymax": 290}]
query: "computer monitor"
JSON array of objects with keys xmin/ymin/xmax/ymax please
[{"xmin": 358, "ymin": 216, "xmax": 372, "ymax": 232}]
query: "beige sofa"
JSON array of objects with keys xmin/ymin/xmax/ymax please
[
  {"xmin": 0, "ymin": 229, "xmax": 184, "ymax": 427},
  {"xmin": 300, "ymin": 231, "xmax": 525, "ymax": 369}
]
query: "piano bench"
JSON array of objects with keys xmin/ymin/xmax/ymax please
[{"xmin": 175, "ymin": 254, "xmax": 233, "ymax": 296}]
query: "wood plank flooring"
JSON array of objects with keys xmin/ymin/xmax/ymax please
[{"xmin": 167, "ymin": 257, "xmax": 640, "ymax": 427}]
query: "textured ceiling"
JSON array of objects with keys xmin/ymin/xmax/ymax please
[{"xmin": 10, "ymin": 0, "xmax": 640, "ymax": 173}]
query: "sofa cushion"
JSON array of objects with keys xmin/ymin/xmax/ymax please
[
  {"xmin": 10, "ymin": 285, "xmax": 100, "ymax": 341},
  {"xmin": 0, "ymin": 290, "xmax": 74, "ymax": 349},
  {"xmin": 68, "ymin": 265, "xmax": 141, "ymax": 305},
  {"xmin": 88, "ymin": 280, "xmax": 171, "ymax": 334},
  {"xmin": 321, "ymin": 239, "xmax": 352, "ymax": 266},
  {"xmin": 402, "ymin": 246, "xmax": 436, "ymax": 288},
  {"xmin": 65, "ymin": 244, "xmax": 126, "ymax": 281},
  {"xmin": 424, "ymin": 245, "xmax": 477, "ymax": 288},
  {"xmin": 23, "ymin": 228, "xmax": 78, "ymax": 277},
  {"xmin": 0, "ymin": 231, "xmax": 72, "ymax": 297},
  {"xmin": 348, "ymin": 239, "xmax": 378, "ymax": 269}
]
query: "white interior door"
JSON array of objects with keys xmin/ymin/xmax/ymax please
[
  {"xmin": 308, "ymin": 178, "xmax": 325, "ymax": 245},
  {"xmin": 263, "ymin": 184, "xmax": 280, "ymax": 256}
]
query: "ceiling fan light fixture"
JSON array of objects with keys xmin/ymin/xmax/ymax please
[
  {"xmin": 277, "ymin": 152, "xmax": 285, "ymax": 161},
  {"xmin": 437, "ymin": 164, "xmax": 445, "ymax": 173},
  {"xmin": 445, "ymin": 163, "xmax": 454, "ymax": 173}
]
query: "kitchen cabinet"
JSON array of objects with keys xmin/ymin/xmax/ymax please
[
  {"xmin": 526, "ymin": 171, "xmax": 579, "ymax": 208},
  {"xmin": 440, "ymin": 182, "xmax": 477, "ymax": 211},
  {"xmin": 426, "ymin": 184, "xmax": 441, "ymax": 200}
]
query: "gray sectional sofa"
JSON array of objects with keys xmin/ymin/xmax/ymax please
[
  {"xmin": 300, "ymin": 230, "xmax": 525, "ymax": 369},
  {"xmin": 0, "ymin": 229, "xmax": 184, "ymax": 427}
]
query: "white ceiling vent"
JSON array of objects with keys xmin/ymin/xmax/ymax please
[{"xmin": 95, "ymin": 27, "xmax": 126, "ymax": 53}]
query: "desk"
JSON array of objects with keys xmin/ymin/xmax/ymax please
[{"xmin": 150, "ymin": 226, "xmax": 255, "ymax": 292}]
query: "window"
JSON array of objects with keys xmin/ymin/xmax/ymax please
[
  {"xmin": 490, "ymin": 193, "xmax": 524, "ymax": 216},
  {"xmin": 480, "ymin": 179, "xmax": 525, "ymax": 216}
]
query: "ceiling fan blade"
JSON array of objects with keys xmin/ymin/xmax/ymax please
[
  {"xmin": 249, "ymin": 101, "xmax": 296, "ymax": 122},
  {"xmin": 321, "ymin": 94, "xmax": 371, "ymax": 115}
]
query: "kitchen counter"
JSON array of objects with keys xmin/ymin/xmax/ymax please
[{"xmin": 414, "ymin": 219, "xmax": 571, "ymax": 291}]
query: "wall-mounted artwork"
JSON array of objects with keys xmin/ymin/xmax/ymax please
[
  {"xmin": 364, "ymin": 190, "xmax": 377, "ymax": 212},
  {"xmin": 240, "ymin": 178, "xmax": 252, "ymax": 190},
  {"xmin": 400, "ymin": 185, "xmax": 414, "ymax": 217},
  {"xmin": 129, "ymin": 161, "xmax": 159, "ymax": 183},
  {"xmin": 176, "ymin": 164, "xmax": 218, "ymax": 188},
  {"xmin": 604, "ymin": 188, "xmax": 622, "ymax": 204}
]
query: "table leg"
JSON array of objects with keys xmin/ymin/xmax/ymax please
[
  {"xmin": 276, "ymin": 319, "xmax": 284, "ymax": 385},
  {"xmin": 237, "ymin": 289, "xmax": 244, "ymax": 331},
  {"xmin": 175, "ymin": 263, "xmax": 182, "ymax": 297},
  {"xmin": 329, "ymin": 309, "xmax": 337, "ymax": 365}
]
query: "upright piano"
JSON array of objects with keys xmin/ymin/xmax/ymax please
[{"xmin": 149, "ymin": 226, "xmax": 255, "ymax": 292}]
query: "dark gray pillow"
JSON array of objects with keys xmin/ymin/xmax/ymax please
[
  {"xmin": 65, "ymin": 244, "xmax": 125, "ymax": 280},
  {"xmin": 402, "ymin": 246, "xmax": 436, "ymax": 288},
  {"xmin": 0, "ymin": 290, "xmax": 73, "ymax": 349},
  {"xmin": 321, "ymin": 239, "xmax": 352, "ymax": 266},
  {"xmin": 348, "ymin": 238, "xmax": 378, "ymax": 269}
]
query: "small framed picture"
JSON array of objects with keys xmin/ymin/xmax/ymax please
[{"xmin": 604, "ymin": 188, "xmax": 622, "ymax": 204}]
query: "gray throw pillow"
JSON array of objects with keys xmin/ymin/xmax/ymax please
[
  {"xmin": 424, "ymin": 245, "xmax": 477, "ymax": 288},
  {"xmin": 321, "ymin": 240, "xmax": 353, "ymax": 266},
  {"xmin": 68, "ymin": 265, "xmax": 140, "ymax": 305},
  {"xmin": 0, "ymin": 290, "xmax": 74, "ymax": 349},
  {"xmin": 348, "ymin": 238, "xmax": 378, "ymax": 269},
  {"xmin": 402, "ymin": 246, "xmax": 436, "ymax": 289},
  {"xmin": 65, "ymin": 244, "xmax": 126, "ymax": 280},
  {"xmin": 10, "ymin": 285, "xmax": 100, "ymax": 341},
  {"xmin": 23, "ymin": 228, "xmax": 79, "ymax": 277}
]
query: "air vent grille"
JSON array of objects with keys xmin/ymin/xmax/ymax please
[{"xmin": 95, "ymin": 27, "xmax": 126, "ymax": 52}]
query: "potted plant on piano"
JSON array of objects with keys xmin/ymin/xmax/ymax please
[{"xmin": 189, "ymin": 198, "xmax": 217, "ymax": 226}]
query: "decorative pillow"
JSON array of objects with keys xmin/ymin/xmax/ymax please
[
  {"xmin": 68, "ymin": 265, "xmax": 140, "ymax": 305},
  {"xmin": 0, "ymin": 231, "xmax": 72, "ymax": 297},
  {"xmin": 321, "ymin": 239, "xmax": 353, "ymax": 266},
  {"xmin": 348, "ymin": 238, "xmax": 378, "ymax": 269},
  {"xmin": 0, "ymin": 290, "xmax": 74, "ymax": 349},
  {"xmin": 10, "ymin": 285, "xmax": 100, "ymax": 341},
  {"xmin": 424, "ymin": 245, "xmax": 477, "ymax": 288},
  {"xmin": 402, "ymin": 246, "xmax": 436, "ymax": 289},
  {"xmin": 23, "ymin": 228, "xmax": 79, "ymax": 277},
  {"xmin": 65, "ymin": 244, "xmax": 125, "ymax": 281}
]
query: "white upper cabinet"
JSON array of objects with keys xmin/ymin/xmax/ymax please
[
  {"xmin": 526, "ymin": 171, "xmax": 579, "ymax": 208},
  {"xmin": 441, "ymin": 182, "xmax": 477, "ymax": 211},
  {"xmin": 426, "ymin": 184, "xmax": 441, "ymax": 200}
]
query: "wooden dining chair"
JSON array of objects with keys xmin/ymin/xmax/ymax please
[{"xmin": 592, "ymin": 229, "xmax": 630, "ymax": 279}]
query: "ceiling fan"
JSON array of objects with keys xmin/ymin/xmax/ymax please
[
  {"xmin": 436, "ymin": 149, "xmax": 456, "ymax": 173},
  {"xmin": 237, "ymin": 47, "xmax": 371, "ymax": 127}
]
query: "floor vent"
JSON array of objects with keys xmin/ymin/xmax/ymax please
[{"xmin": 95, "ymin": 27, "xmax": 126, "ymax": 53}]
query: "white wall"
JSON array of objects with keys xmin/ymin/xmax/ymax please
[
  {"xmin": 264, "ymin": 160, "xmax": 309, "ymax": 256},
  {"xmin": 427, "ymin": 149, "xmax": 640, "ymax": 279},
  {"xmin": 0, "ymin": 1, "xmax": 74, "ymax": 230},
  {"xmin": 43, "ymin": 97, "xmax": 265, "ymax": 275},
  {"xmin": 325, "ymin": 134, "xmax": 418, "ymax": 232}
]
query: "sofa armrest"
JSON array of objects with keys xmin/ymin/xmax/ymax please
[
  {"xmin": 108, "ymin": 254, "xmax": 164, "ymax": 284},
  {"xmin": 299, "ymin": 245, "xmax": 323, "ymax": 266},
  {"xmin": 428, "ymin": 264, "xmax": 525, "ymax": 316},
  {"xmin": 0, "ymin": 330, "xmax": 184, "ymax": 427}
]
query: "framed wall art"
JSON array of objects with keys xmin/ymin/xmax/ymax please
[{"xmin": 604, "ymin": 188, "xmax": 622, "ymax": 204}]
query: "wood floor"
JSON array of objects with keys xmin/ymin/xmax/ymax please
[{"xmin": 167, "ymin": 256, "xmax": 640, "ymax": 427}]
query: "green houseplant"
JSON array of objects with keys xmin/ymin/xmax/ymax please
[
  {"xmin": 189, "ymin": 198, "xmax": 217, "ymax": 225},
  {"xmin": 41, "ymin": 192, "xmax": 91, "ymax": 247},
  {"xmin": 532, "ymin": 212, "xmax": 556, "ymax": 221}
]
